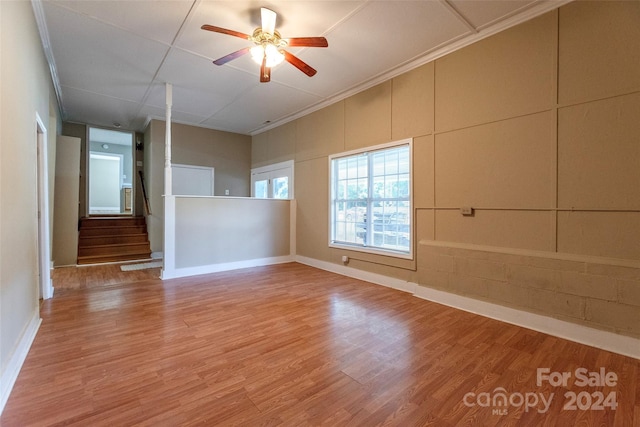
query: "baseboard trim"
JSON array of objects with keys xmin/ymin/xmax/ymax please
[
  {"xmin": 161, "ymin": 255, "xmax": 294, "ymax": 280},
  {"xmin": 413, "ymin": 285, "xmax": 640, "ymax": 360},
  {"xmin": 0, "ymin": 310, "xmax": 41, "ymax": 415},
  {"xmin": 296, "ymin": 255, "xmax": 415, "ymax": 293},
  {"xmin": 295, "ymin": 256, "xmax": 640, "ymax": 360}
]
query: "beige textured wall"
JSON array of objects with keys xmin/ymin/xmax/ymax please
[
  {"xmin": 1, "ymin": 0, "xmax": 59, "ymax": 381},
  {"xmin": 252, "ymin": 2, "xmax": 640, "ymax": 338},
  {"xmin": 145, "ymin": 120, "xmax": 252, "ymax": 253}
]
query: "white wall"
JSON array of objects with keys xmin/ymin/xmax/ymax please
[
  {"xmin": 176, "ymin": 197, "xmax": 290, "ymax": 267},
  {"xmin": 89, "ymin": 154, "xmax": 122, "ymax": 209},
  {"xmin": 52, "ymin": 136, "xmax": 80, "ymax": 267},
  {"xmin": 162, "ymin": 197, "xmax": 292, "ymax": 279},
  {"xmin": 1, "ymin": 0, "xmax": 59, "ymax": 412}
]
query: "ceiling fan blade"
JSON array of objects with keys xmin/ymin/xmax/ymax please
[
  {"xmin": 213, "ymin": 47, "xmax": 251, "ymax": 66},
  {"xmin": 201, "ymin": 24, "xmax": 251, "ymax": 40},
  {"xmin": 283, "ymin": 51, "xmax": 317, "ymax": 77},
  {"xmin": 260, "ymin": 55, "xmax": 271, "ymax": 83},
  {"xmin": 286, "ymin": 37, "xmax": 328, "ymax": 48},
  {"xmin": 261, "ymin": 8, "xmax": 277, "ymax": 35}
]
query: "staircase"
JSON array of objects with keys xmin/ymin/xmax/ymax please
[{"xmin": 77, "ymin": 216, "xmax": 152, "ymax": 265}]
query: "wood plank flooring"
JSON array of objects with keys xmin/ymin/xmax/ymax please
[
  {"xmin": 2, "ymin": 262, "xmax": 638, "ymax": 426},
  {"xmin": 51, "ymin": 262, "xmax": 161, "ymax": 290}
]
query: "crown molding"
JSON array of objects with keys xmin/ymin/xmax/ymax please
[{"xmin": 31, "ymin": 0, "xmax": 66, "ymax": 120}]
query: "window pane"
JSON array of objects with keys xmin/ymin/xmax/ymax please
[
  {"xmin": 386, "ymin": 150, "xmax": 399, "ymax": 175},
  {"xmin": 338, "ymin": 160, "xmax": 347, "ymax": 180},
  {"xmin": 399, "ymin": 149, "xmax": 410, "ymax": 173},
  {"xmin": 357, "ymin": 156, "xmax": 368, "ymax": 178},
  {"xmin": 356, "ymin": 178, "xmax": 368, "ymax": 199},
  {"xmin": 372, "ymin": 176, "xmax": 384, "ymax": 199},
  {"xmin": 336, "ymin": 179, "xmax": 347, "ymax": 200},
  {"xmin": 347, "ymin": 157, "xmax": 358, "ymax": 179},
  {"xmin": 397, "ymin": 173, "xmax": 410, "ymax": 198},
  {"xmin": 255, "ymin": 180, "xmax": 268, "ymax": 198},
  {"xmin": 272, "ymin": 176, "xmax": 288, "ymax": 199},
  {"xmin": 372, "ymin": 152, "xmax": 386, "ymax": 177}
]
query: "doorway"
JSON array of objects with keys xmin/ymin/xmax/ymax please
[{"xmin": 87, "ymin": 127, "xmax": 134, "ymax": 215}]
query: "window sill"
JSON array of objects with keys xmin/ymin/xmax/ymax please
[{"xmin": 329, "ymin": 241, "xmax": 413, "ymax": 260}]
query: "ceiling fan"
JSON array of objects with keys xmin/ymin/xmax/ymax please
[{"xmin": 202, "ymin": 7, "xmax": 328, "ymax": 83}]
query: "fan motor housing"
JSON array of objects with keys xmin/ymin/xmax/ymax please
[{"xmin": 251, "ymin": 28, "xmax": 287, "ymax": 48}]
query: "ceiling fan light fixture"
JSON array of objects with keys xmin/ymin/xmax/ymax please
[{"xmin": 251, "ymin": 43, "xmax": 284, "ymax": 67}]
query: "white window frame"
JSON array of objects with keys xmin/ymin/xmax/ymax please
[
  {"xmin": 328, "ymin": 138, "xmax": 413, "ymax": 259},
  {"xmin": 251, "ymin": 160, "xmax": 294, "ymax": 199}
]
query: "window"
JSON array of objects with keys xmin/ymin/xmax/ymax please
[
  {"xmin": 251, "ymin": 160, "xmax": 294, "ymax": 199},
  {"xmin": 330, "ymin": 139, "xmax": 412, "ymax": 258}
]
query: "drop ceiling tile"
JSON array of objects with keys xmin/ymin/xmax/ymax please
[
  {"xmin": 155, "ymin": 49, "xmax": 258, "ymax": 98},
  {"xmin": 47, "ymin": 0, "xmax": 193, "ymax": 45},
  {"xmin": 138, "ymin": 104, "xmax": 211, "ymax": 129},
  {"xmin": 197, "ymin": 116, "xmax": 257, "ymax": 135},
  {"xmin": 61, "ymin": 86, "xmax": 142, "ymax": 130},
  {"xmin": 450, "ymin": 0, "xmax": 539, "ymax": 29},
  {"xmin": 144, "ymin": 81, "xmax": 243, "ymax": 119},
  {"xmin": 267, "ymin": 49, "xmax": 354, "ymax": 98},
  {"xmin": 43, "ymin": 2, "xmax": 169, "ymax": 102},
  {"xmin": 203, "ymin": 82, "xmax": 323, "ymax": 133},
  {"xmin": 326, "ymin": 2, "xmax": 470, "ymax": 75}
]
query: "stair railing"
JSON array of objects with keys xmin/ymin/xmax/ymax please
[{"xmin": 139, "ymin": 170, "xmax": 151, "ymax": 215}]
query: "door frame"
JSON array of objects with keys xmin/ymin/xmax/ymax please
[
  {"xmin": 85, "ymin": 126, "xmax": 135, "ymax": 216},
  {"xmin": 36, "ymin": 113, "xmax": 53, "ymax": 300}
]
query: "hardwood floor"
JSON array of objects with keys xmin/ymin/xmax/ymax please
[
  {"xmin": 2, "ymin": 263, "xmax": 638, "ymax": 426},
  {"xmin": 51, "ymin": 262, "xmax": 161, "ymax": 290}
]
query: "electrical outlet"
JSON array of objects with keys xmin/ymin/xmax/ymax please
[
  {"xmin": 225, "ymin": 189, "xmax": 230, "ymax": 195},
  {"xmin": 460, "ymin": 207, "xmax": 474, "ymax": 216}
]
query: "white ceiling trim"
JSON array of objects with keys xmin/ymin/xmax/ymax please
[
  {"xmin": 251, "ymin": 0, "xmax": 574, "ymax": 136},
  {"xmin": 31, "ymin": 0, "xmax": 65, "ymax": 120}
]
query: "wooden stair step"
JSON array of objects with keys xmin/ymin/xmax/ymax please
[
  {"xmin": 78, "ymin": 242, "xmax": 151, "ymax": 257},
  {"xmin": 77, "ymin": 252, "xmax": 153, "ymax": 265},
  {"xmin": 79, "ymin": 234, "xmax": 149, "ymax": 246},
  {"xmin": 80, "ymin": 217, "xmax": 146, "ymax": 228},
  {"xmin": 79, "ymin": 225, "xmax": 148, "ymax": 237}
]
